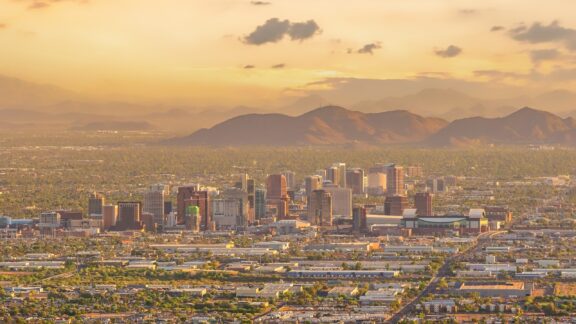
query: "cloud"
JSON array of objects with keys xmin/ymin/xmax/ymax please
[
  {"xmin": 434, "ymin": 45, "xmax": 462, "ymax": 58},
  {"xmin": 287, "ymin": 20, "xmax": 321, "ymax": 41},
  {"xmin": 491, "ymin": 26, "xmax": 505, "ymax": 32},
  {"xmin": 243, "ymin": 18, "xmax": 290, "ymax": 45},
  {"xmin": 530, "ymin": 49, "xmax": 560, "ymax": 64},
  {"xmin": 271, "ymin": 64, "xmax": 285, "ymax": 69},
  {"xmin": 509, "ymin": 21, "xmax": 576, "ymax": 51},
  {"xmin": 356, "ymin": 43, "xmax": 382, "ymax": 55},
  {"xmin": 243, "ymin": 18, "xmax": 320, "ymax": 45},
  {"xmin": 243, "ymin": 65, "xmax": 256, "ymax": 69},
  {"xmin": 250, "ymin": 1, "xmax": 271, "ymax": 5}
]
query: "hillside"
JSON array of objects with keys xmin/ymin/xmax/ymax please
[
  {"xmin": 168, "ymin": 106, "xmax": 448, "ymax": 146},
  {"xmin": 427, "ymin": 107, "xmax": 576, "ymax": 146}
]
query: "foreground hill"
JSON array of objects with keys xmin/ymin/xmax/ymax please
[
  {"xmin": 427, "ymin": 107, "xmax": 576, "ymax": 146},
  {"xmin": 168, "ymin": 106, "xmax": 448, "ymax": 146}
]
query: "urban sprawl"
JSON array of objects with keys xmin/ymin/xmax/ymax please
[{"xmin": 1, "ymin": 162, "xmax": 575, "ymax": 323}]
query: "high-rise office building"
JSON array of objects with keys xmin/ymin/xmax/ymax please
[
  {"xmin": 266, "ymin": 174, "xmax": 287, "ymax": 200},
  {"xmin": 177, "ymin": 184, "xmax": 200, "ymax": 224},
  {"xmin": 305, "ymin": 175, "xmax": 323, "ymax": 198},
  {"xmin": 368, "ymin": 164, "xmax": 388, "ymax": 196},
  {"xmin": 367, "ymin": 172, "xmax": 387, "ymax": 196},
  {"xmin": 88, "ymin": 192, "xmax": 105, "ymax": 217},
  {"xmin": 352, "ymin": 206, "xmax": 368, "ymax": 233},
  {"xmin": 141, "ymin": 212, "xmax": 155, "ymax": 232},
  {"xmin": 213, "ymin": 196, "xmax": 250, "ymax": 229},
  {"xmin": 326, "ymin": 163, "xmax": 346, "ymax": 188},
  {"xmin": 281, "ymin": 171, "xmax": 296, "ymax": 190},
  {"xmin": 384, "ymin": 195, "xmax": 408, "ymax": 216},
  {"xmin": 56, "ymin": 210, "xmax": 83, "ymax": 229},
  {"xmin": 323, "ymin": 184, "xmax": 353, "ymax": 218},
  {"xmin": 164, "ymin": 201, "xmax": 173, "ymax": 215},
  {"xmin": 143, "ymin": 184, "xmax": 169, "ymax": 229},
  {"xmin": 346, "ymin": 168, "xmax": 365, "ymax": 195},
  {"xmin": 39, "ymin": 212, "xmax": 61, "ymax": 227},
  {"xmin": 184, "ymin": 190, "xmax": 211, "ymax": 231},
  {"xmin": 334, "ymin": 163, "xmax": 347, "ymax": 188},
  {"xmin": 386, "ymin": 164, "xmax": 404, "ymax": 196},
  {"xmin": 406, "ymin": 166, "xmax": 424, "ymax": 178},
  {"xmin": 234, "ymin": 173, "xmax": 255, "ymax": 219},
  {"xmin": 326, "ymin": 166, "xmax": 339, "ymax": 186},
  {"xmin": 255, "ymin": 188, "xmax": 267, "ymax": 219},
  {"xmin": 266, "ymin": 174, "xmax": 290, "ymax": 219},
  {"xmin": 39, "ymin": 212, "xmax": 61, "ymax": 236},
  {"xmin": 102, "ymin": 204, "xmax": 118, "ymax": 230},
  {"xmin": 116, "ymin": 202, "xmax": 143, "ymax": 230},
  {"xmin": 225, "ymin": 188, "xmax": 251, "ymax": 226},
  {"xmin": 308, "ymin": 190, "xmax": 332, "ymax": 226},
  {"xmin": 185, "ymin": 205, "xmax": 201, "ymax": 232},
  {"xmin": 426, "ymin": 178, "xmax": 445, "ymax": 193},
  {"xmin": 415, "ymin": 192, "xmax": 433, "ymax": 216}
]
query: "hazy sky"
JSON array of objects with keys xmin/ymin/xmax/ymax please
[{"xmin": 2, "ymin": 0, "xmax": 576, "ymax": 105}]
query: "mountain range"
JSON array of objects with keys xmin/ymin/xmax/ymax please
[
  {"xmin": 3, "ymin": 73, "xmax": 576, "ymax": 140},
  {"xmin": 169, "ymin": 106, "xmax": 576, "ymax": 147}
]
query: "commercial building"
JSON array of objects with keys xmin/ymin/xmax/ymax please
[
  {"xmin": 386, "ymin": 164, "xmax": 404, "ymax": 196},
  {"xmin": 352, "ymin": 207, "xmax": 368, "ymax": 233},
  {"xmin": 88, "ymin": 192, "xmax": 105, "ymax": 217},
  {"xmin": 323, "ymin": 184, "xmax": 352, "ymax": 218},
  {"xmin": 305, "ymin": 175, "xmax": 323, "ymax": 198},
  {"xmin": 384, "ymin": 195, "xmax": 408, "ymax": 216},
  {"xmin": 143, "ymin": 184, "xmax": 169, "ymax": 229},
  {"xmin": 102, "ymin": 204, "xmax": 118, "ymax": 230},
  {"xmin": 454, "ymin": 282, "xmax": 533, "ymax": 297},
  {"xmin": 255, "ymin": 188, "xmax": 267, "ymax": 220},
  {"xmin": 183, "ymin": 189, "xmax": 212, "ymax": 231},
  {"xmin": 266, "ymin": 174, "xmax": 287, "ymax": 201},
  {"xmin": 326, "ymin": 163, "xmax": 347, "ymax": 188},
  {"xmin": 367, "ymin": 172, "xmax": 387, "ymax": 196},
  {"xmin": 213, "ymin": 194, "xmax": 250, "ymax": 229},
  {"xmin": 368, "ymin": 163, "xmax": 388, "ymax": 196},
  {"xmin": 346, "ymin": 168, "xmax": 365, "ymax": 195},
  {"xmin": 114, "ymin": 202, "xmax": 143, "ymax": 231},
  {"xmin": 307, "ymin": 189, "xmax": 332, "ymax": 226},
  {"xmin": 281, "ymin": 171, "xmax": 296, "ymax": 190},
  {"xmin": 39, "ymin": 212, "xmax": 61, "ymax": 235},
  {"xmin": 426, "ymin": 178, "xmax": 445, "ymax": 193},
  {"xmin": 484, "ymin": 206, "xmax": 513, "ymax": 223},
  {"xmin": 414, "ymin": 192, "xmax": 433, "ymax": 216},
  {"xmin": 266, "ymin": 174, "xmax": 290, "ymax": 219}
]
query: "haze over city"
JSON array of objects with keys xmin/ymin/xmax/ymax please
[
  {"xmin": 2, "ymin": 0, "xmax": 576, "ymax": 114},
  {"xmin": 5, "ymin": 1, "xmax": 576, "ymax": 323}
]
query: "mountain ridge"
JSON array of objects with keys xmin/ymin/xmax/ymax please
[{"xmin": 169, "ymin": 106, "xmax": 576, "ymax": 147}]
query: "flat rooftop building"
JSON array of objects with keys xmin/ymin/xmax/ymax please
[{"xmin": 455, "ymin": 282, "xmax": 532, "ymax": 297}]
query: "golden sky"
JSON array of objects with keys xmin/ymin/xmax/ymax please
[{"xmin": 1, "ymin": 0, "xmax": 576, "ymax": 105}]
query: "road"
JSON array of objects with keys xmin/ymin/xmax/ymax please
[
  {"xmin": 387, "ymin": 231, "xmax": 506, "ymax": 323},
  {"xmin": 33, "ymin": 270, "xmax": 75, "ymax": 284}
]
